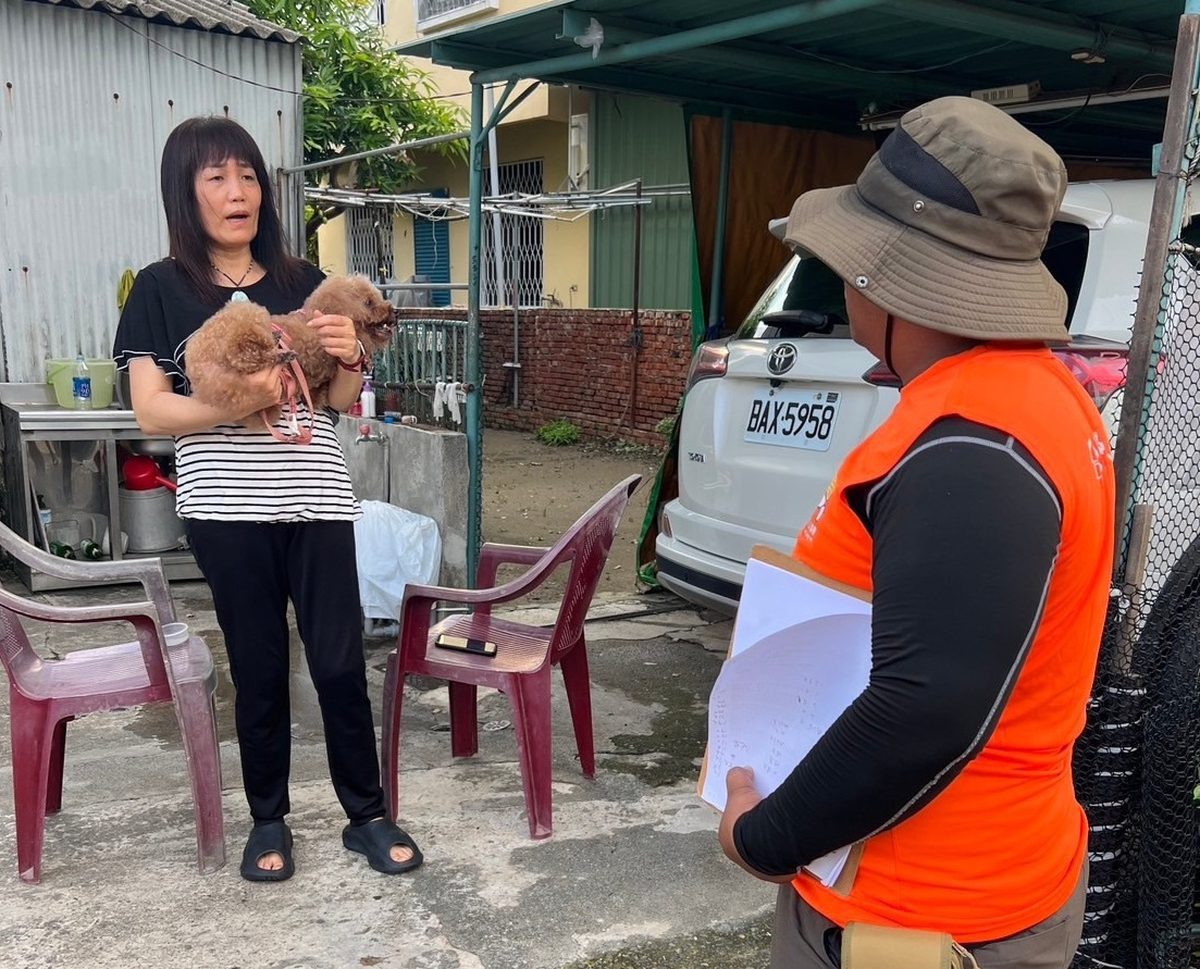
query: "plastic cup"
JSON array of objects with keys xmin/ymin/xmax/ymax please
[{"xmin": 162, "ymin": 622, "xmax": 190, "ymax": 647}]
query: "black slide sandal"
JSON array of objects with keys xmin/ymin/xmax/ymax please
[
  {"xmin": 240, "ymin": 820, "xmax": 295, "ymax": 882},
  {"xmin": 342, "ymin": 819, "xmax": 424, "ymax": 875}
]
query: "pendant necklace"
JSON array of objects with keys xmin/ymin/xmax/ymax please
[{"xmin": 213, "ymin": 259, "xmax": 255, "ymax": 302}]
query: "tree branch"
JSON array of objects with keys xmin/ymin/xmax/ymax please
[{"xmin": 306, "ymin": 204, "xmax": 345, "ymax": 239}]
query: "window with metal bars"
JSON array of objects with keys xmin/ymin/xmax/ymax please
[
  {"xmin": 416, "ymin": 0, "xmax": 497, "ymax": 30},
  {"xmin": 482, "ymin": 158, "xmax": 545, "ymax": 308},
  {"xmin": 346, "ymin": 207, "xmax": 394, "ymax": 282},
  {"xmin": 354, "ymin": 0, "xmax": 385, "ymax": 28}
]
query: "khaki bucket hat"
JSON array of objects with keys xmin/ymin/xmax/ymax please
[{"xmin": 784, "ymin": 96, "xmax": 1070, "ymax": 342}]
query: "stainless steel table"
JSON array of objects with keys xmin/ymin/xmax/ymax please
[{"xmin": 0, "ymin": 382, "xmax": 202, "ymax": 591}]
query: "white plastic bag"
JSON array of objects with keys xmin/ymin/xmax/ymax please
[{"xmin": 354, "ymin": 500, "xmax": 442, "ymax": 622}]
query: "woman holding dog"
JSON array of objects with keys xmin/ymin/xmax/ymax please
[{"xmin": 113, "ymin": 117, "xmax": 421, "ymax": 882}]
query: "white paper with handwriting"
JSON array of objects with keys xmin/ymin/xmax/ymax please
[{"xmin": 701, "ymin": 556, "xmax": 872, "ymax": 886}]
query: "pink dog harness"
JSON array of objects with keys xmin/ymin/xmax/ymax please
[{"xmin": 262, "ymin": 323, "xmax": 315, "ymax": 445}]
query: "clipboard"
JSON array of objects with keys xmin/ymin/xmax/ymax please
[
  {"xmin": 699, "ymin": 544, "xmax": 872, "ymax": 896},
  {"xmin": 744, "ymin": 544, "xmax": 872, "ymax": 607}
]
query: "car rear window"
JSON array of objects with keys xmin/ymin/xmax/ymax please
[
  {"xmin": 1041, "ymin": 220, "xmax": 1089, "ymax": 330},
  {"xmin": 735, "ymin": 257, "xmax": 850, "ymax": 341},
  {"xmin": 737, "ymin": 219, "xmax": 1091, "ymax": 339}
]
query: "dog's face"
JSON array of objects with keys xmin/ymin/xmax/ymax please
[
  {"xmin": 353, "ymin": 277, "xmax": 397, "ymax": 351},
  {"xmin": 307, "ymin": 275, "xmax": 396, "ymax": 351}
]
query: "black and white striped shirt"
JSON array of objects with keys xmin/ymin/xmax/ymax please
[
  {"xmin": 175, "ymin": 406, "xmax": 359, "ymax": 522},
  {"xmin": 113, "ymin": 259, "xmax": 360, "ymax": 524}
]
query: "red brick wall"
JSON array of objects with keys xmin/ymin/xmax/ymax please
[{"xmin": 394, "ymin": 308, "xmax": 693, "ymax": 446}]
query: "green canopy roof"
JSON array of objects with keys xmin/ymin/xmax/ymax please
[{"xmin": 398, "ymin": 0, "xmax": 1181, "ymax": 161}]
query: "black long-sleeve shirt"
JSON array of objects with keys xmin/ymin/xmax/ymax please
[{"xmin": 732, "ymin": 417, "xmax": 1062, "ymax": 876}]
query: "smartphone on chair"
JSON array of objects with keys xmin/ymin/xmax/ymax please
[{"xmin": 434, "ymin": 634, "xmax": 497, "ymax": 657}]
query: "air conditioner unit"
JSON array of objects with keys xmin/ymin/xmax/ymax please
[
  {"xmin": 569, "ymin": 112, "xmax": 589, "ymax": 191},
  {"xmin": 970, "ymin": 81, "xmax": 1041, "ymax": 106}
]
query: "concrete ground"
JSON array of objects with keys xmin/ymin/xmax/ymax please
[{"xmin": 0, "ymin": 575, "xmax": 777, "ymax": 969}]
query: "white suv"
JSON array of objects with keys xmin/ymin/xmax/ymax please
[{"xmin": 656, "ymin": 180, "xmax": 1152, "ymax": 614}]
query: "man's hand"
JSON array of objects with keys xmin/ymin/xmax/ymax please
[
  {"xmin": 718, "ymin": 767, "xmax": 796, "ymax": 884},
  {"xmin": 309, "ymin": 313, "xmax": 362, "ymax": 365}
]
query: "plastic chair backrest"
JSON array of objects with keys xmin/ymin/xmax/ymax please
[
  {"xmin": 0, "ymin": 605, "xmax": 41, "ymax": 686},
  {"xmin": 0, "ymin": 519, "xmax": 176, "ymax": 627},
  {"xmin": 546, "ymin": 475, "xmax": 640, "ymax": 656},
  {"xmin": 0, "ymin": 576, "xmax": 171, "ymax": 696}
]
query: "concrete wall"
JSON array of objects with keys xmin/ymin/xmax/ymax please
[
  {"xmin": 336, "ymin": 416, "xmax": 469, "ymax": 587},
  {"xmin": 315, "ymin": 214, "xmax": 349, "ymax": 276},
  {"xmin": 394, "ymin": 307, "xmax": 693, "ymax": 446}
]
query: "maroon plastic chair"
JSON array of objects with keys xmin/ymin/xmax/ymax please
[
  {"xmin": 0, "ymin": 521, "xmax": 224, "ymax": 883},
  {"xmin": 382, "ymin": 474, "xmax": 641, "ymax": 839}
]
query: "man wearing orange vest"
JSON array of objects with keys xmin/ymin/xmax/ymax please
[{"xmin": 717, "ymin": 96, "xmax": 1114, "ymax": 968}]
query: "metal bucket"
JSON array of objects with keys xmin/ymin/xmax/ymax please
[{"xmin": 118, "ymin": 486, "xmax": 186, "ymax": 552}]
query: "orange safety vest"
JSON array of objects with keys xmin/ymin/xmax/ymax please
[{"xmin": 792, "ymin": 345, "xmax": 1114, "ymax": 943}]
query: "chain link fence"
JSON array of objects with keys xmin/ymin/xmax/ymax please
[{"xmin": 1072, "ymin": 203, "xmax": 1200, "ymax": 968}]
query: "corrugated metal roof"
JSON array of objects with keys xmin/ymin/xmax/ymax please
[
  {"xmin": 396, "ymin": 0, "xmax": 1181, "ymax": 161},
  {"xmin": 23, "ymin": 0, "xmax": 300, "ymax": 42}
]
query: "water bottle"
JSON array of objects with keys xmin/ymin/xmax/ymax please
[
  {"xmin": 359, "ymin": 375, "xmax": 376, "ymax": 419},
  {"xmin": 72, "ymin": 355, "xmax": 92, "ymax": 410}
]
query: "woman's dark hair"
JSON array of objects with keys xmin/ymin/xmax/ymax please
[{"xmin": 160, "ymin": 116, "xmax": 305, "ymax": 304}]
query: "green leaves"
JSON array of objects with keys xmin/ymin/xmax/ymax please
[
  {"xmin": 536, "ymin": 419, "xmax": 582, "ymax": 447},
  {"xmin": 247, "ymin": 0, "xmax": 465, "ymax": 230}
]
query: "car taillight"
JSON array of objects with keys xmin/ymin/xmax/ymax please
[
  {"xmin": 658, "ymin": 506, "xmax": 673, "ymax": 540},
  {"xmin": 863, "ymin": 350, "xmax": 1131, "ymax": 410},
  {"xmin": 861, "ymin": 362, "xmax": 901, "ymax": 388},
  {"xmin": 1052, "ymin": 349, "xmax": 1128, "ymax": 410},
  {"xmin": 686, "ymin": 341, "xmax": 729, "ymax": 392}
]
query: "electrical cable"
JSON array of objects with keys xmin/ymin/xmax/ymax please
[
  {"xmin": 790, "ymin": 39, "xmax": 1015, "ymax": 76},
  {"xmin": 102, "ymin": 11, "xmax": 471, "ymax": 106},
  {"xmin": 1023, "ymin": 91, "xmax": 1095, "ymax": 127}
]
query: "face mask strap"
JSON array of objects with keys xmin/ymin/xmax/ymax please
[{"xmin": 884, "ymin": 314, "xmax": 898, "ymax": 381}]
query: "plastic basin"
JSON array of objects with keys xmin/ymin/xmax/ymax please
[{"xmin": 46, "ymin": 359, "xmax": 117, "ymax": 409}]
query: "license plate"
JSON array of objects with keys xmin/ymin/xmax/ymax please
[{"xmin": 744, "ymin": 389, "xmax": 840, "ymax": 452}]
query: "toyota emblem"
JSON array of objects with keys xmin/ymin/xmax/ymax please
[{"xmin": 767, "ymin": 344, "xmax": 797, "ymax": 376}]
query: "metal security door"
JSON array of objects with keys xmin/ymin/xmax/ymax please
[
  {"xmin": 347, "ymin": 206, "xmax": 394, "ymax": 282},
  {"xmin": 482, "ymin": 159, "xmax": 544, "ymax": 308}
]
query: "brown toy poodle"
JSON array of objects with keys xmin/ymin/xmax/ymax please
[{"xmin": 185, "ymin": 275, "xmax": 395, "ymax": 434}]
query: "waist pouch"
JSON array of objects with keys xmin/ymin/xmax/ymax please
[{"xmin": 842, "ymin": 923, "xmax": 979, "ymax": 969}]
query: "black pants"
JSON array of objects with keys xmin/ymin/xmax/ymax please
[{"xmin": 187, "ymin": 519, "xmax": 385, "ymax": 825}]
